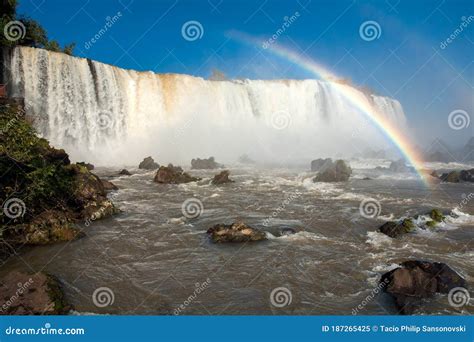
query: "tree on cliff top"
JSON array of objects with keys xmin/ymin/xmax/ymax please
[{"xmin": 0, "ymin": 0, "xmax": 75, "ymax": 55}]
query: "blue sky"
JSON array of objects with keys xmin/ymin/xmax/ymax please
[{"xmin": 18, "ymin": 0, "xmax": 473, "ymax": 147}]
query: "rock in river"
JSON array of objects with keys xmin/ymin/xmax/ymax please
[
  {"xmin": 154, "ymin": 164, "xmax": 200, "ymax": 184},
  {"xmin": 207, "ymin": 222, "xmax": 267, "ymax": 243},
  {"xmin": 191, "ymin": 157, "xmax": 222, "ymax": 169},
  {"xmin": 313, "ymin": 160, "xmax": 352, "ymax": 182},
  {"xmin": 211, "ymin": 170, "xmax": 234, "ymax": 185},
  {"xmin": 380, "ymin": 260, "xmax": 468, "ymax": 314},
  {"xmin": 101, "ymin": 179, "xmax": 118, "ymax": 192},
  {"xmin": 439, "ymin": 169, "xmax": 474, "ymax": 183},
  {"xmin": 138, "ymin": 156, "xmax": 159, "ymax": 170},
  {"xmin": 378, "ymin": 218, "xmax": 415, "ymax": 238}
]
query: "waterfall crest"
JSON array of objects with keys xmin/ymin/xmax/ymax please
[{"xmin": 9, "ymin": 47, "xmax": 408, "ymax": 165}]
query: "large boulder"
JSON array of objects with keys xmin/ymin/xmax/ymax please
[
  {"xmin": 154, "ymin": 164, "xmax": 200, "ymax": 184},
  {"xmin": 0, "ymin": 271, "xmax": 71, "ymax": 315},
  {"xmin": 211, "ymin": 170, "xmax": 234, "ymax": 185},
  {"xmin": 310, "ymin": 158, "xmax": 333, "ymax": 172},
  {"xmin": 313, "ymin": 160, "xmax": 351, "ymax": 182},
  {"xmin": 69, "ymin": 164, "xmax": 118, "ymax": 220},
  {"xmin": 439, "ymin": 169, "xmax": 474, "ymax": 183},
  {"xmin": 440, "ymin": 171, "xmax": 461, "ymax": 183},
  {"xmin": 379, "ymin": 218, "xmax": 415, "ymax": 238},
  {"xmin": 460, "ymin": 169, "xmax": 474, "ymax": 182},
  {"xmin": 101, "ymin": 179, "xmax": 118, "ymax": 192},
  {"xmin": 380, "ymin": 260, "xmax": 467, "ymax": 314},
  {"xmin": 191, "ymin": 157, "xmax": 222, "ymax": 169},
  {"xmin": 139, "ymin": 156, "xmax": 159, "ymax": 170},
  {"xmin": 207, "ymin": 222, "xmax": 267, "ymax": 243}
]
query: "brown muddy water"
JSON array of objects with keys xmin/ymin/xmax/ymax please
[{"xmin": 1, "ymin": 164, "xmax": 473, "ymax": 315}]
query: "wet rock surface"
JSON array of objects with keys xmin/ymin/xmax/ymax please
[
  {"xmin": 313, "ymin": 160, "xmax": 352, "ymax": 182},
  {"xmin": 154, "ymin": 164, "xmax": 200, "ymax": 184},
  {"xmin": 211, "ymin": 170, "xmax": 234, "ymax": 185},
  {"xmin": 207, "ymin": 222, "xmax": 267, "ymax": 243},
  {"xmin": 0, "ymin": 271, "xmax": 71, "ymax": 315},
  {"xmin": 191, "ymin": 157, "xmax": 222, "ymax": 169},
  {"xmin": 439, "ymin": 169, "xmax": 474, "ymax": 183},
  {"xmin": 101, "ymin": 179, "xmax": 118, "ymax": 191},
  {"xmin": 379, "ymin": 218, "xmax": 415, "ymax": 238},
  {"xmin": 138, "ymin": 156, "xmax": 159, "ymax": 170},
  {"xmin": 380, "ymin": 260, "xmax": 467, "ymax": 314}
]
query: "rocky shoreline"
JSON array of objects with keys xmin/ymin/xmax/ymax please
[{"xmin": 0, "ymin": 101, "xmax": 118, "ymax": 314}]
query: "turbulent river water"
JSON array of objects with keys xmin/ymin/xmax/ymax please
[{"xmin": 1, "ymin": 162, "xmax": 473, "ymax": 315}]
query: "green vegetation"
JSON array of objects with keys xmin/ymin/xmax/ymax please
[
  {"xmin": 400, "ymin": 218, "xmax": 415, "ymax": 232},
  {"xmin": 0, "ymin": 103, "xmax": 76, "ymax": 224},
  {"xmin": 0, "ymin": 0, "xmax": 75, "ymax": 55},
  {"xmin": 429, "ymin": 209, "xmax": 445, "ymax": 222},
  {"xmin": 0, "ymin": 102, "xmax": 117, "ymax": 249}
]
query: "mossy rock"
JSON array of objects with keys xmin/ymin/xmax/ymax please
[
  {"xmin": 401, "ymin": 218, "xmax": 415, "ymax": 231},
  {"xmin": 425, "ymin": 220, "xmax": 437, "ymax": 228},
  {"xmin": 429, "ymin": 209, "xmax": 445, "ymax": 222},
  {"xmin": 379, "ymin": 218, "xmax": 416, "ymax": 238}
]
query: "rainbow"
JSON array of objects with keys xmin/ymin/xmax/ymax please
[{"xmin": 227, "ymin": 31, "xmax": 431, "ymax": 185}]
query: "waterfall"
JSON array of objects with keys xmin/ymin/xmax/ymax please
[{"xmin": 8, "ymin": 46, "xmax": 408, "ymax": 166}]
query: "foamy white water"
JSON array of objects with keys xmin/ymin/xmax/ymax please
[{"xmin": 10, "ymin": 46, "xmax": 407, "ymax": 166}]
